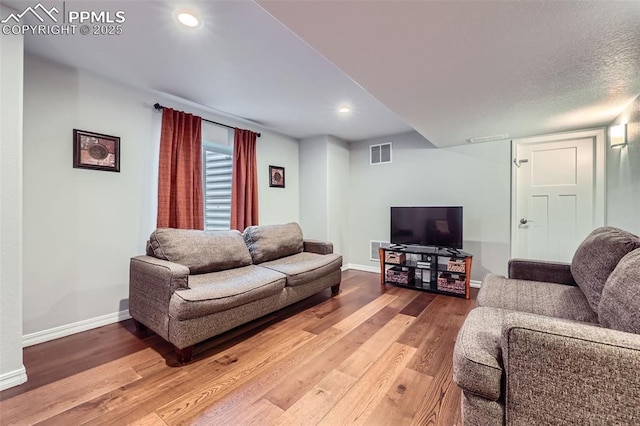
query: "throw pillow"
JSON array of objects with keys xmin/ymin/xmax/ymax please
[
  {"xmin": 571, "ymin": 227, "xmax": 640, "ymax": 312},
  {"xmin": 149, "ymin": 228, "xmax": 253, "ymax": 274},
  {"xmin": 243, "ymin": 223, "xmax": 304, "ymax": 264},
  {"xmin": 598, "ymin": 248, "xmax": 640, "ymax": 334}
]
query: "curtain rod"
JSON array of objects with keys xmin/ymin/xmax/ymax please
[{"xmin": 153, "ymin": 103, "xmax": 261, "ymax": 137}]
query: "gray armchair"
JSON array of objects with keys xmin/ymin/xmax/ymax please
[{"xmin": 453, "ymin": 227, "xmax": 640, "ymax": 425}]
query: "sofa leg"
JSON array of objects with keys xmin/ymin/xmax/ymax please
[
  {"xmin": 133, "ymin": 319, "xmax": 148, "ymax": 333},
  {"xmin": 175, "ymin": 345, "xmax": 194, "ymax": 363},
  {"xmin": 331, "ymin": 284, "xmax": 340, "ymax": 296}
]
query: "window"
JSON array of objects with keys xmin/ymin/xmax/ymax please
[{"xmin": 203, "ymin": 142, "xmax": 233, "ymax": 230}]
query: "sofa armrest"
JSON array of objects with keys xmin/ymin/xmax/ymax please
[
  {"xmin": 303, "ymin": 239, "xmax": 334, "ymax": 255},
  {"xmin": 128, "ymin": 255, "xmax": 190, "ymax": 340},
  {"xmin": 501, "ymin": 312, "xmax": 640, "ymax": 424},
  {"xmin": 507, "ymin": 258, "xmax": 576, "ymax": 285},
  {"xmin": 130, "ymin": 255, "xmax": 190, "ymax": 292}
]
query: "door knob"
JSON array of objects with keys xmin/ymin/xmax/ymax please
[{"xmin": 519, "ymin": 218, "xmax": 534, "ymax": 225}]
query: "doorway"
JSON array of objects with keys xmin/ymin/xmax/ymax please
[{"xmin": 511, "ymin": 129, "xmax": 605, "ymax": 262}]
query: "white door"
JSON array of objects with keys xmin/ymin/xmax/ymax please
[{"xmin": 512, "ymin": 130, "xmax": 605, "ymax": 263}]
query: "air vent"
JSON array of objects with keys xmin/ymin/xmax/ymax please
[
  {"xmin": 370, "ymin": 240, "xmax": 388, "ymax": 261},
  {"xmin": 468, "ymin": 134, "xmax": 509, "ymax": 143},
  {"xmin": 370, "ymin": 143, "xmax": 392, "ymax": 164}
]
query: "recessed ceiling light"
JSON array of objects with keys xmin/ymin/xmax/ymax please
[
  {"xmin": 176, "ymin": 11, "xmax": 201, "ymax": 28},
  {"xmin": 338, "ymin": 106, "xmax": 351, "ymax": 114}
]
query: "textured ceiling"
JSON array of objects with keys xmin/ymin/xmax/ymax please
[
  {"xmin": 5, "ymin": 0, "xmax": 640, "ymax": 146},
  {"xmin": 259, "ymin": 0, "xmax": 640, "ymax": 146}
]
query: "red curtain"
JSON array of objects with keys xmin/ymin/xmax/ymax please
[
  {"xmin": 157, "ymin": 108, "xmax": 204, "ymax": 229},
  {"xmin": 231, "ymin": 128, "xmax": 259, "ymax": 231}
]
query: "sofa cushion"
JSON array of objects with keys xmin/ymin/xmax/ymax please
[
  {"xmin": 169, "ymin": 265, "xmax": 286, "ymax": 320},
  {"xmin": 598, "ymin": 249, "xmax": 640, "ymax": 334},
  {"xmin": 477, "ymin": 274, "xmax": 597, "ymax": 323},
  {"xmin": 260, "ymin": 252, "xmax": 343, "ymax": 287},
  {"xmin": 453, "ymin": 307, "xmax": 506, "ymax": 401},
  {"xmin": 243, "ymin": 223, "xmax": 304, "ymax": 264},
  {"xmin": 571, "ymin": 227, "xmax": 640, "ymax": 312},
  {"xmin": 149, "ymin": 228, "xmax": 252, "ymax": 274}
]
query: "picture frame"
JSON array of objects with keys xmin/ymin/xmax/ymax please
[
  {"xmin": 269, "ymin": 165, "xmax": 285, "ymax": 188},
  {"xmin": 73, "ymin": 129, "xmax": 120, "ymax": 172}
]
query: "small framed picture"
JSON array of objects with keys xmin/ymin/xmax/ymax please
[
  {"xmin": 269, "ymin": 165, "xmax": 285, "ymax": 188},
  {"xmin": 73, "ymin": 129, "xmax": 120, "ymax": 172}
]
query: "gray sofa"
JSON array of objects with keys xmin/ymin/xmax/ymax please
[
  {"xmin": 129, "ymin": 222, "xmax": 342, "ymax": 362},
  {"xmin": 453, "ymin": 226, "xmax": 640, "ymax": 425}
]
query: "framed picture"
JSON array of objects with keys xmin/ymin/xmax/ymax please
[
  {"xmin": 73, "ymin": 129, "xmax": 120, "ymax": 172},
  {"xmin": 269, "ymin": 165, "xmax": 285, "ymax": 188}
]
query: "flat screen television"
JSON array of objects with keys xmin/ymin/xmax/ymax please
[{"xmin": 390, "ymin": 206, "xmax": 463, "ymax": 249}]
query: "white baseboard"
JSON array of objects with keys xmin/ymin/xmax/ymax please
[
  {"xmin": 0, "ymin": 366, "xmax": 27, "ymax": 391},
  {"xmin": 343, "ymin": 264, "xmax": 483, "ymax": 288},
  {"xmin": 22, "ymin": 310, "xmax": 131, "ymax": 348},
  {"xmin": 342, "ymin": 263, "xmax": 380, "ymax": 273},
  {"xmin": 470, "ymin": 280, "xmax": 482, "ymax": 288}
]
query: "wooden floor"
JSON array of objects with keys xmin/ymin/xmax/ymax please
[{"xmin": 0, "ymin": 270, "xmax": 477, "ymax": 425}]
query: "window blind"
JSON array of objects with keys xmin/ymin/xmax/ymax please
[{"xmin": 203, "ymin": 147, "xmax": 232, "ymax": 230}]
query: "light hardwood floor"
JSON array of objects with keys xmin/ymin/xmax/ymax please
[{"xmin": 0, "ymin": 270, "xmax": 477, "ymax": 425}]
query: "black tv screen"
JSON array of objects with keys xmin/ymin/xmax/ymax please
[{"xmin": 391, "ymin": 206, "xmax": 463, "ymax": 249}]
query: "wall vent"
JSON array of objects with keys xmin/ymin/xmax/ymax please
[
  {"xmin": 370, "ymin": 240, "xmax": 388, "ymax": 261},
  {"xmin": 370, "ymin": 142, "xmax": 392, "ymax": 165},
  {"xmin": 468, "ymin": 134, "xmax": 509, "ymax": 143}
]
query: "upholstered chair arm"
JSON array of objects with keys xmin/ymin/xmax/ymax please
[
  {"xmin": 303, "ymin": 239, "xmax": 334, "ymax": 255},
  {"xmin": 129, "ymin": 255, "xmax": 190, "ymax": 340},
  {"xmin": 507, "ymin": 258, "xmax": 576, "ymax": 285},
  {"xmin": 130, "ymin": 255, "xmax": 190, "ymax": 292},
  {"xmin": 501, "ymin": 312, "xmax": 640, "ymax": 425}
]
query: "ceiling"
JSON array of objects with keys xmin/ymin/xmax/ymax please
[
  {"xmin": 5, "ymin": 0, "xmax": 640, "ymax": 146},
  {"xmin": 259, "ymin": 0, "xmax": 640, "ymax": 146}
]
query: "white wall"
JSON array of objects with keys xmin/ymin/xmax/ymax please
[
  {"xmin": 299, "ymin": 136, "xmax": 329, "ymax": 240},
  {"xmin": 257, "ymin": 132, "xmax": 300, "ymax": 225},
  {"xmin": 0, "ymin": 5, "xmax": 27, "ymax": 391},
  {"xmin": 299, "ymin": 135, "xmax": 349, "ymax": 257},
  {"xmin": 22, "ymin": 54, "xmax": 300, "ymax": 338},
  {"xmin": 347, "ymin": 131, "xmax": 511, "ymax": 281},
  {"xmin": 326, "ymin": 136, "xmax": 349, "ymax": 257},
  {"xmin": 22, "ymin": 55, "xmax": 155, "ymax": 337},
  {"xmin": 607, "ymin": 96, "xmax": 640, "ymax": 235}
]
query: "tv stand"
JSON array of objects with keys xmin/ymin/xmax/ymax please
[{"xmin": 379, "ymin": 243, "xmax": 472, "ymax": 299}]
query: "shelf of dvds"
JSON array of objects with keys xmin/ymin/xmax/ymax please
[{"xmin": 379, "ymin": 243, "xmax": 473, "ymax": 299}]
